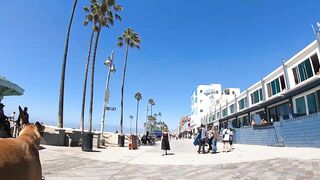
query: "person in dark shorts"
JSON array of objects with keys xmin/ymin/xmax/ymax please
[{"xmin": 161, "ymin": 127, "xmax": 170, "ymax": 155}]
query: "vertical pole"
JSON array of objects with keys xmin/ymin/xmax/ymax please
[{"xmin": 100, "ymin": 51, "xmax": 114, "ymax": 139}]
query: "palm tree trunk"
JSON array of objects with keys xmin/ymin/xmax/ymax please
[
  {"xmin": 120, "ymin": 45, "xmax": 129, "ymax": 134},
  {"xmin": 135, "ymin": 100, "xmax": 139, "ymax": 135},
  {"xmin": 88, "ymin": 24, "xmax": 102, "ymax": 132},
  {"xmin": 58, "ymin": 0, "xmax": 78, "ymax": 128},
  {"xmin": 80, "ymin": 30, "xmax": 95, "ymax": 133}
]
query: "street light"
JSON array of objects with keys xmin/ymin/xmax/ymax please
[
  {"xmin": 145, "ymin": 106, "xmax": 149, "ymax": 133},
  {"xmin": 204, "ymin": 89, "xmax": 216, "ymax": 128},
  {"xmin": 100, "ymin": 51, "xmax": 116, "ymax": 139}
]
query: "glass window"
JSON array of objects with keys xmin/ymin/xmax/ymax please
[
  {"xmin": 251, "ymin": 88, "xmax": 263, "ymax": 104},
  {"xmin": 238, "ymin": 115, "xmax": 249, "ymax": 127},
  {"xmin": 267, "ymin": 83, "xmax": 272, "ymax": 97},
  {"xmin": 298, "ymin": 59, "xmax": 313, "ymax": 82},
  {"xmin": 277, "ymin": 102, "xmax": 291, "ymax": 120},
  {"xmin": 274, "ymin": 78, "xmax": 281, "ymax": 95},
  {"xmin": 317, "ymin": 91, "xmax": 320, "ymax": 112},
  {"xmin": 307, "ymin": 93, "xmax": 317, "ymax": 114},
  {"xmin": 229, "ymin": 104, "xmax": 235, "ymax": 114},
  {"xmin": 268, "ymin": 106, "xmax": 277, "ymax": 122},
  {"xmin": 295, "ymin": 97, "xmax": 306, "ymax": 116},
  {"xmin": 311, "ymin": 54, "xmax": 320, "ymax": 75},
  {"xmin": 238, "ymin": 98, "xmax": 245, "ymax": 110},
  {"xmin": 267, "ymin": 78, "xmax": 282, "ymax": 97},
  {"xmin": 222, "ymin": 108, "xmax": 227, "ymax": 117},
  {"xmin": 259, "ymin": 89, "xmax": 263, "ymax": 101},
  {"xmin": 292, "ymin": 67, "xmax": 299, "ymax": 84},
  {"xmin": 280, "ymin": 75, "xmax": 286, "ymax": 90}
]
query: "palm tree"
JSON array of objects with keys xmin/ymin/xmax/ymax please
[
  {"xmin": 129, "ymin": 115, "xmax": 134, "ymax": 134},
  {"xmin": 158, "ymin": 112, "xmax": 162, "ymax": 122},
  {"xmin": 58, "ymin": 0, "xmax": 78, "ymax": 128},
  {"xmin": 148, "ymin": 99, "xmax": 155, "ymax": 116},
  {"xmin": 134, "ymin": 92, "xmax": 142, "ymax": 135},
  {"xmin": 85, "ymin": 0, "xmax": 123, "ymax": 132},
  {"xmin": 118, "ymin": 28, "xmax": 141, "ymax": 134}
]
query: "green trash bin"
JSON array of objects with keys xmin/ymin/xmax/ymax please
[
  {"xmin": 118, "ymin": 134, "xmax": 125, "ymax": 147},
  {"xmin": 82, "ymin": 132, "xmax": 93, "ymax": 151}
]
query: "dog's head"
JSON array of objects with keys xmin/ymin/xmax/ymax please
[
  {"xmin": 19, "ymin": 122, "xmax": 45, "ymax": 146},
  {"xmin": 35, "ymin": 122, "xmax": 45, "ymax": 137}
]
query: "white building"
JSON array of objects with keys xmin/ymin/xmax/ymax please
[
  {"xmin": 190, "ymin": 84, "xmax": 240, "ymax": 133},
  {"xmin": 204, "ymin": 39, "xmax": 320, "ymax": 131}
]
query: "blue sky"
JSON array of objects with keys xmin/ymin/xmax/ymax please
[{"xmin": 0, "ymin": 0, "xmax": 319, "ymax": 132}]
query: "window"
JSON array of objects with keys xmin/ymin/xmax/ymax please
[
  {"xmin": 267, "ymin": 76, "xmax": 285, "ymax": 97},
  {"xmin": 311, "ymin": 54, "xmax": 320, "ymax": 75},
  {"xmin": 295, "ymin": 97, "xmax": 306, "ymax": 116},
  {"xmin": 292, "ymin": 54, "xmax": 318, "ymax": 84},
  {"xmin": 200, "ymin": 90, "xmax": 203, "ymax": 93},
  {"xmin": 238, "ymin": 115, "xmax": 249, "ymax": 127},
  {"xmin": 307, "ymin": 93, "xmax": 318, "ymax": 114},
  {"xmin": 251, "ymin": 88, "xmax": 263, "ymax": 104},
  {"xmin": 217, "ymin": 112, "xmax": 220, "ymax": 119},
  {"xmin": 267, "ymin": 83, "xmax": 272, "ymax": 97},
  {"xmin": 271, "ymin": 78, "xmax": 280, "ymax": 95},
  {"xmin": 317, "ymin": 91, "xmax": 320, "ymax": 112},
  {"xmin": 277, "ymin": 102, "xmax": 291, "ymax": 120},
  {"xmin": 279, "ymin": 75, "xmax": 286, "ymax": 90},
  {"xmin": 229, "ymin": 104, "xmax": 235, "ymax": 114},
  {"xmin": 222, "ymin": 108, "xmax": 227, "ymax": 117},
  {"xmin": 200, "ymin": 109, "xmax": 203, "ymax": 113},
  {"xmin": 298, "ymin": 59, "xmax": 313, "ymax": 81},
  {"xmin": 238, "ymin": 98, "xmax": 246, "ymax": 110}
]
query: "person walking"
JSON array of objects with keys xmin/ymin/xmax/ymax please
[
  {"xmin": 211, "ymin": 127, "xmax": 218, "ymax": 153},
  {"xmin": 161, "ymin": 127, "xmax": 170, "ymax": 155},
  {"xmin": 229, "ymin": 128, "xmax": 234, "ymax": 150},
  {"xmin": 222, "ymin": 127, "xmax": 230, "ymax": 152},
  {"xmin": 198, "ymin": 124, "xmax": 206, "ymax": 154},
  {"xmin": 207, "ymin": 128, "xmax": 213, "ymax": 153}
]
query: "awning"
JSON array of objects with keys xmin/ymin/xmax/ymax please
[{"xmin": 0, "ymin": 76, "xmax": 24, "ymax": 97}]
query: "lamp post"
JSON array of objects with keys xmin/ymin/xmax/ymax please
[
  {"xmin": 145, "ymin": 106, "xmax": 149, "ymax": 133},
  {"xmin": 312, "ymin": 22, "xmax": 320, "ymax": 46},
  {"xmin": 204, "ymin": 89, "xmax": 216, "ymax": 128},
  {"xmin": 100, "ymin": 51, "xmax": 116, "ymax": 139}
]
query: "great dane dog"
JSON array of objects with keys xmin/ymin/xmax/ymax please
[{"xmin": 0, "ymin": 106, "xmax": 45, "ymax": 180}]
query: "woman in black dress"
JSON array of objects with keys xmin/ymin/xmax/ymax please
[{"xmin": 161, "ymin": 127, "xmax": 170, "ymax": 155}]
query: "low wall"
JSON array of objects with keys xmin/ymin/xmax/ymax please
[
  {"xmin": 234, "ymin": 112, "xmax": 320, "ymax": 147},
  {"xmin": 40, "ymin": 126, "xmax": 101, "ymax": 147}
]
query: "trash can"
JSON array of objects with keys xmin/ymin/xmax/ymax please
[
  {"xmin": 118, "ymin": 134, "xmax": 125, "ymax": 147},
  {"xmin": 131, "ymin": 135, "xmax": 138, "ymax": 149},
  {"xmin": 82, "ymin": 132, "xmax": 93, "ymax": 152}
]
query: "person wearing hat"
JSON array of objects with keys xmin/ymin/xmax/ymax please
[{"xmin": 0, "ymin": 103, "xmax": 11, "ymax": 137}]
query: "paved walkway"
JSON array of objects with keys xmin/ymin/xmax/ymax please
[{"xmin": 40, "ymin": 139, "xmax": 320, "ymax": 179}]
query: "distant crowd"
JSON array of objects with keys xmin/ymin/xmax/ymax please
[{"xmin": 192, "ymin": 124, "xmax": 234, "ymax": 154}]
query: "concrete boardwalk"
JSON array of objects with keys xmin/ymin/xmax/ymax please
[{"xmin": 40, "ymin": 139, "xmax": 320, "ymax": 179}]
